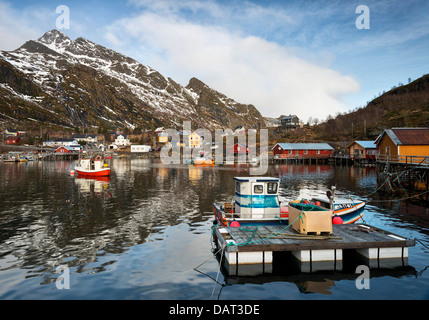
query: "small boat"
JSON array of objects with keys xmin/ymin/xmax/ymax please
[
  {"xmin": 289, "ymin": 187, "xmax": 365, "ymax": 224},
  {"xmin": 74, "ymin": 156, "xmax": 111, "ymax": 177},
  {"xmin": 213, "ymin": 177, "xmax": 289, "ymax": 227},
  {"xmin": 194, "ymin": 157, "xmax": 215, "ymax": 166},
  {"xmin": 3, "ymin": 155, "xmax": 28, "ymax": 163},
  {"xmin": 213, "ymin": 179, "xmax": 364, "ymax": 227}
]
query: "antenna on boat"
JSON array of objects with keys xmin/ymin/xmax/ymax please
[{"xmin": 327, "ymin": 186, "xmax": 336, "ymax": 211}]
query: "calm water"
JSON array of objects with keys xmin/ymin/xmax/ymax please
[{"xmin": 0, "ymin": 159, "xmax": 429, "ymax": 300}]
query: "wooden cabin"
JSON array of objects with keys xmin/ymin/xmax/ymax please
[
  {"xmin": 281, "ymin": 115, "xmax": 300, "ymax": 131},
  {"xmin": 272, "ymin": 143, "xmax": 334, "ymax": 160},
  {"xmin": 347, "ymin": 141, "xmax": 377, "ymax": 160},
  {"xmin": 5, "ymin": 136, "xmax": 21, "ymax": 145},
  {"xmin": 231, "ymin": 143, "xmax": 249, "ymax": 155},
  {"xmin": 376, "ymin": 128, "xmax": 429, "ymax": 162},
  {"xmin": 56, "ymin": 146, "xmax": 73, "ymax": 153}
]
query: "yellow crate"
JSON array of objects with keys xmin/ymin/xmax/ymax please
[{"xmin": 288, "ymin": 204, "xmax": 333, "ymax": 235}]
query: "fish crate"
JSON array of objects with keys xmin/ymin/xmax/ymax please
[{"xmin": 288, "ymin": 203, "xmax": 333, "ymax": 235}]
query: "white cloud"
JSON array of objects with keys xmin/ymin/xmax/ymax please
[
  {"xmin": 0, "ymin": 1, "xmax": 47, "ymax": 50},
  {"xmin": 104, "ymin": 6, "xmax": 360, "ymax": 120}
]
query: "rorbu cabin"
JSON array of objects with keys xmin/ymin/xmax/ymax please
[
  {"xmin": 347, "ymin": 141, "xmax": 377, "ymax": 160},
  {"xmin": 234, "ymin": 177, "xmax": 280, "ymax": 220},
  {"xmin": 376, "ymin": 128, "xmax": 429, "ymax": 164},
  {"xmin": 272, "ymin": 143, "xmax": 334, "ymax": 163}
]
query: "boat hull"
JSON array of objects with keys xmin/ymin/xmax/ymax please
[
  {"xmin": 194, "ymin": 159, "xmax": 215, "ymax": 166},
  {"xmin": 334, "ymin": 202, "xmax": 365, "ymax": 224},
  {"xmin": 75, "ymin": 168, "xmax": 111, "ymax": 177}
]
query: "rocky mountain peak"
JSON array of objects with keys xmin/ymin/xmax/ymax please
[
  {"xmin": 0, "ymin": 30, "xmax": 265, "ymax": 131},
  {"xmin": 37, "ymin": 29, "xmax": 72, "ymax": 50}
]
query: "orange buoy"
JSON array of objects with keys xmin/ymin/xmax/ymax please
[
  {"xmin": 70, "ymin": 170, "xmax": 75, "ymax": 176},
  {"xmin": 230, "ymin": 220, "xmax": 241, "ymax": 228},
  {"xmin": 333, "ymin": 216, "xmax": 343, "ymax": 225}
]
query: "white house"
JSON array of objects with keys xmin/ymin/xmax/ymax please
[
  {"xmin": 114, "ymin": 134, "xmax": 130, "ymax": 146},
  {"xmin": 73, "ymin": 134, "xmax": 98, "ymax": 143},
  {"xmin": 43, "ymin": 139, "xmax": 79, "ymax": 147},
  {"xmin": 131, "ymin": 145, "xmax": 151, "ymax": 153}
]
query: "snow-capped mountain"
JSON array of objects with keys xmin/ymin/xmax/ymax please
[{"xmin": 0, "ymin": 30, "xmax": 264, "ymax": 131}]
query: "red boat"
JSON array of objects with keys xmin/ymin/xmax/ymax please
[{"xmin": 75, "ymin": 156, "xmax": 111, "ymax": 177}]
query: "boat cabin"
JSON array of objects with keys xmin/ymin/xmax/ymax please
[
  {"xmin": 78, "ymin": 158, "xmax": 106, "ymax": 171},
  {"xmin": 234, "ymin": 177, "xmax": 280, "ymax": 219}
]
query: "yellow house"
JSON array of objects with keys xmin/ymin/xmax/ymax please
[
  {"xmin": 189, "ymin": 132, "xmax": 202, "ymax": 148},
  {"xmin": 376, "ymin": 128, "xmax": 429, "ymax": 163},
  {"xmin": 158, "ymin": 132, "xmax": 169, "ymax": 143}
]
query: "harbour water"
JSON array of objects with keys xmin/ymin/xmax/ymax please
[{"xmin": 0, "ymin": 159, "xmax": 428, "ymax": 300}]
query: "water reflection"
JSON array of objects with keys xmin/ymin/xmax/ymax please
[
  {"xmin": 1, "ymin": 160, "xmax": 428, "ymax": 299},
  {"xmin": 75, "ymin": 176, "xmax": 111, "ymax": 193},
  {"xmin": 220, "ymin": 262, "xmax": 417, "ymax": 296}
]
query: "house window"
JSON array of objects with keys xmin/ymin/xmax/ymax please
[
  {"xmin": 235, "ymin": 182, "xmax": 240, "ymax": 193},
  {"xmin": 288, "ymin": 150, "xmax": 292, "ymax": 154},
  {"xmin": 317, "ymin": 150, "xmax": 320, "ymax": 154},
  {"xmin": 304, "ymin": 150, "xmax": 308, "ymax": 154}
]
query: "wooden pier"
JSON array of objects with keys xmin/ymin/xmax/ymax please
[{"xmin": 213, "ymin": 224, "xmax": 415, "ymax": 275}]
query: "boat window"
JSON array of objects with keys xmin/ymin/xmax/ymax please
[
  {"xmin": 254, "ymin": 185, "xmax": 263, "ymax": 194},
  {"xmin": 235, "ymin": 182, "xmax": 240, "ymax": 193},
  {"xmin": 267, "ymin": 182, "xmax": 278, "ymax": 194}
]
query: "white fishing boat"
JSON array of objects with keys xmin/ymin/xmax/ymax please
[{"xmin": 74, "ymin": 156, "xmax": 111, "ymax": 177}]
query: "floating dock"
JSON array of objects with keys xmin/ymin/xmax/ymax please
[{"xmin": 213, "ymin": 224, "xmax": 416, "ymax": 275}]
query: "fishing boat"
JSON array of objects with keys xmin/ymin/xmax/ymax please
[
  {"xmin": 213, "ymin": 177, "xmax": 289, "ymax": 227},
  {"xmin": 213, "ymin": 178, "xmax": 364, "ymax": 227},
  {"xmin": 289, "ymin": 187, "xmax": 365, "ymax": 224},
  {"xmin": 193, "ymin": 157, "xmax": 215, "ymax": 166},
  {"xmin": 74, "ymin": 156, "xmax": 111, "ymax": 177}
]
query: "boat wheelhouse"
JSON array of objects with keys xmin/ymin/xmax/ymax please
[{"xmin": 213, "ymin": 177, "xmax": 288, "ymax": 226}]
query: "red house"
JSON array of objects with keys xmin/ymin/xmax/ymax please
[
  {"xmin": 55, "ymin": 146, "xmax": 74, "ymax": 153},
  {"xmin": 231, "ymin": 143, "xmax": 249, "ymax": 154},
  {"xmin": 272, "ymin": 143, "xmax": 334, "ymax": 159},
  {"xmin": 6, "ymin": 136, "xmax": 21, "ymax": 145}
]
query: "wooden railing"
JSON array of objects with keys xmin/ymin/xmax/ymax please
[{"xmin": 376, "ymin": 154, "xmax": 429, "ymax": 166}]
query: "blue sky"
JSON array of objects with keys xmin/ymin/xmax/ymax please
[{"xmin": 1, "ymin": 0, "xmax": 428, "ymax": 121}]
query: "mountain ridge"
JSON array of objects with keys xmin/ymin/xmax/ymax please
[{"xmin": 0, "ymin": 29, "xmax": 265, "ymax": 132}]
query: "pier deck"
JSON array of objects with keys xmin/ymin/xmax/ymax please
[{"xmin": 214, "ymin": 224, "xmax": 415, "ymax": 275}]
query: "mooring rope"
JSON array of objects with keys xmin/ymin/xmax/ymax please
[
  {"xmin": 210, "ymin": 242, "xmax": 226, "ymax": 300},
  {"xmin": 195, "ymin": 212, "xmax": 304, "ymax": 299}
]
